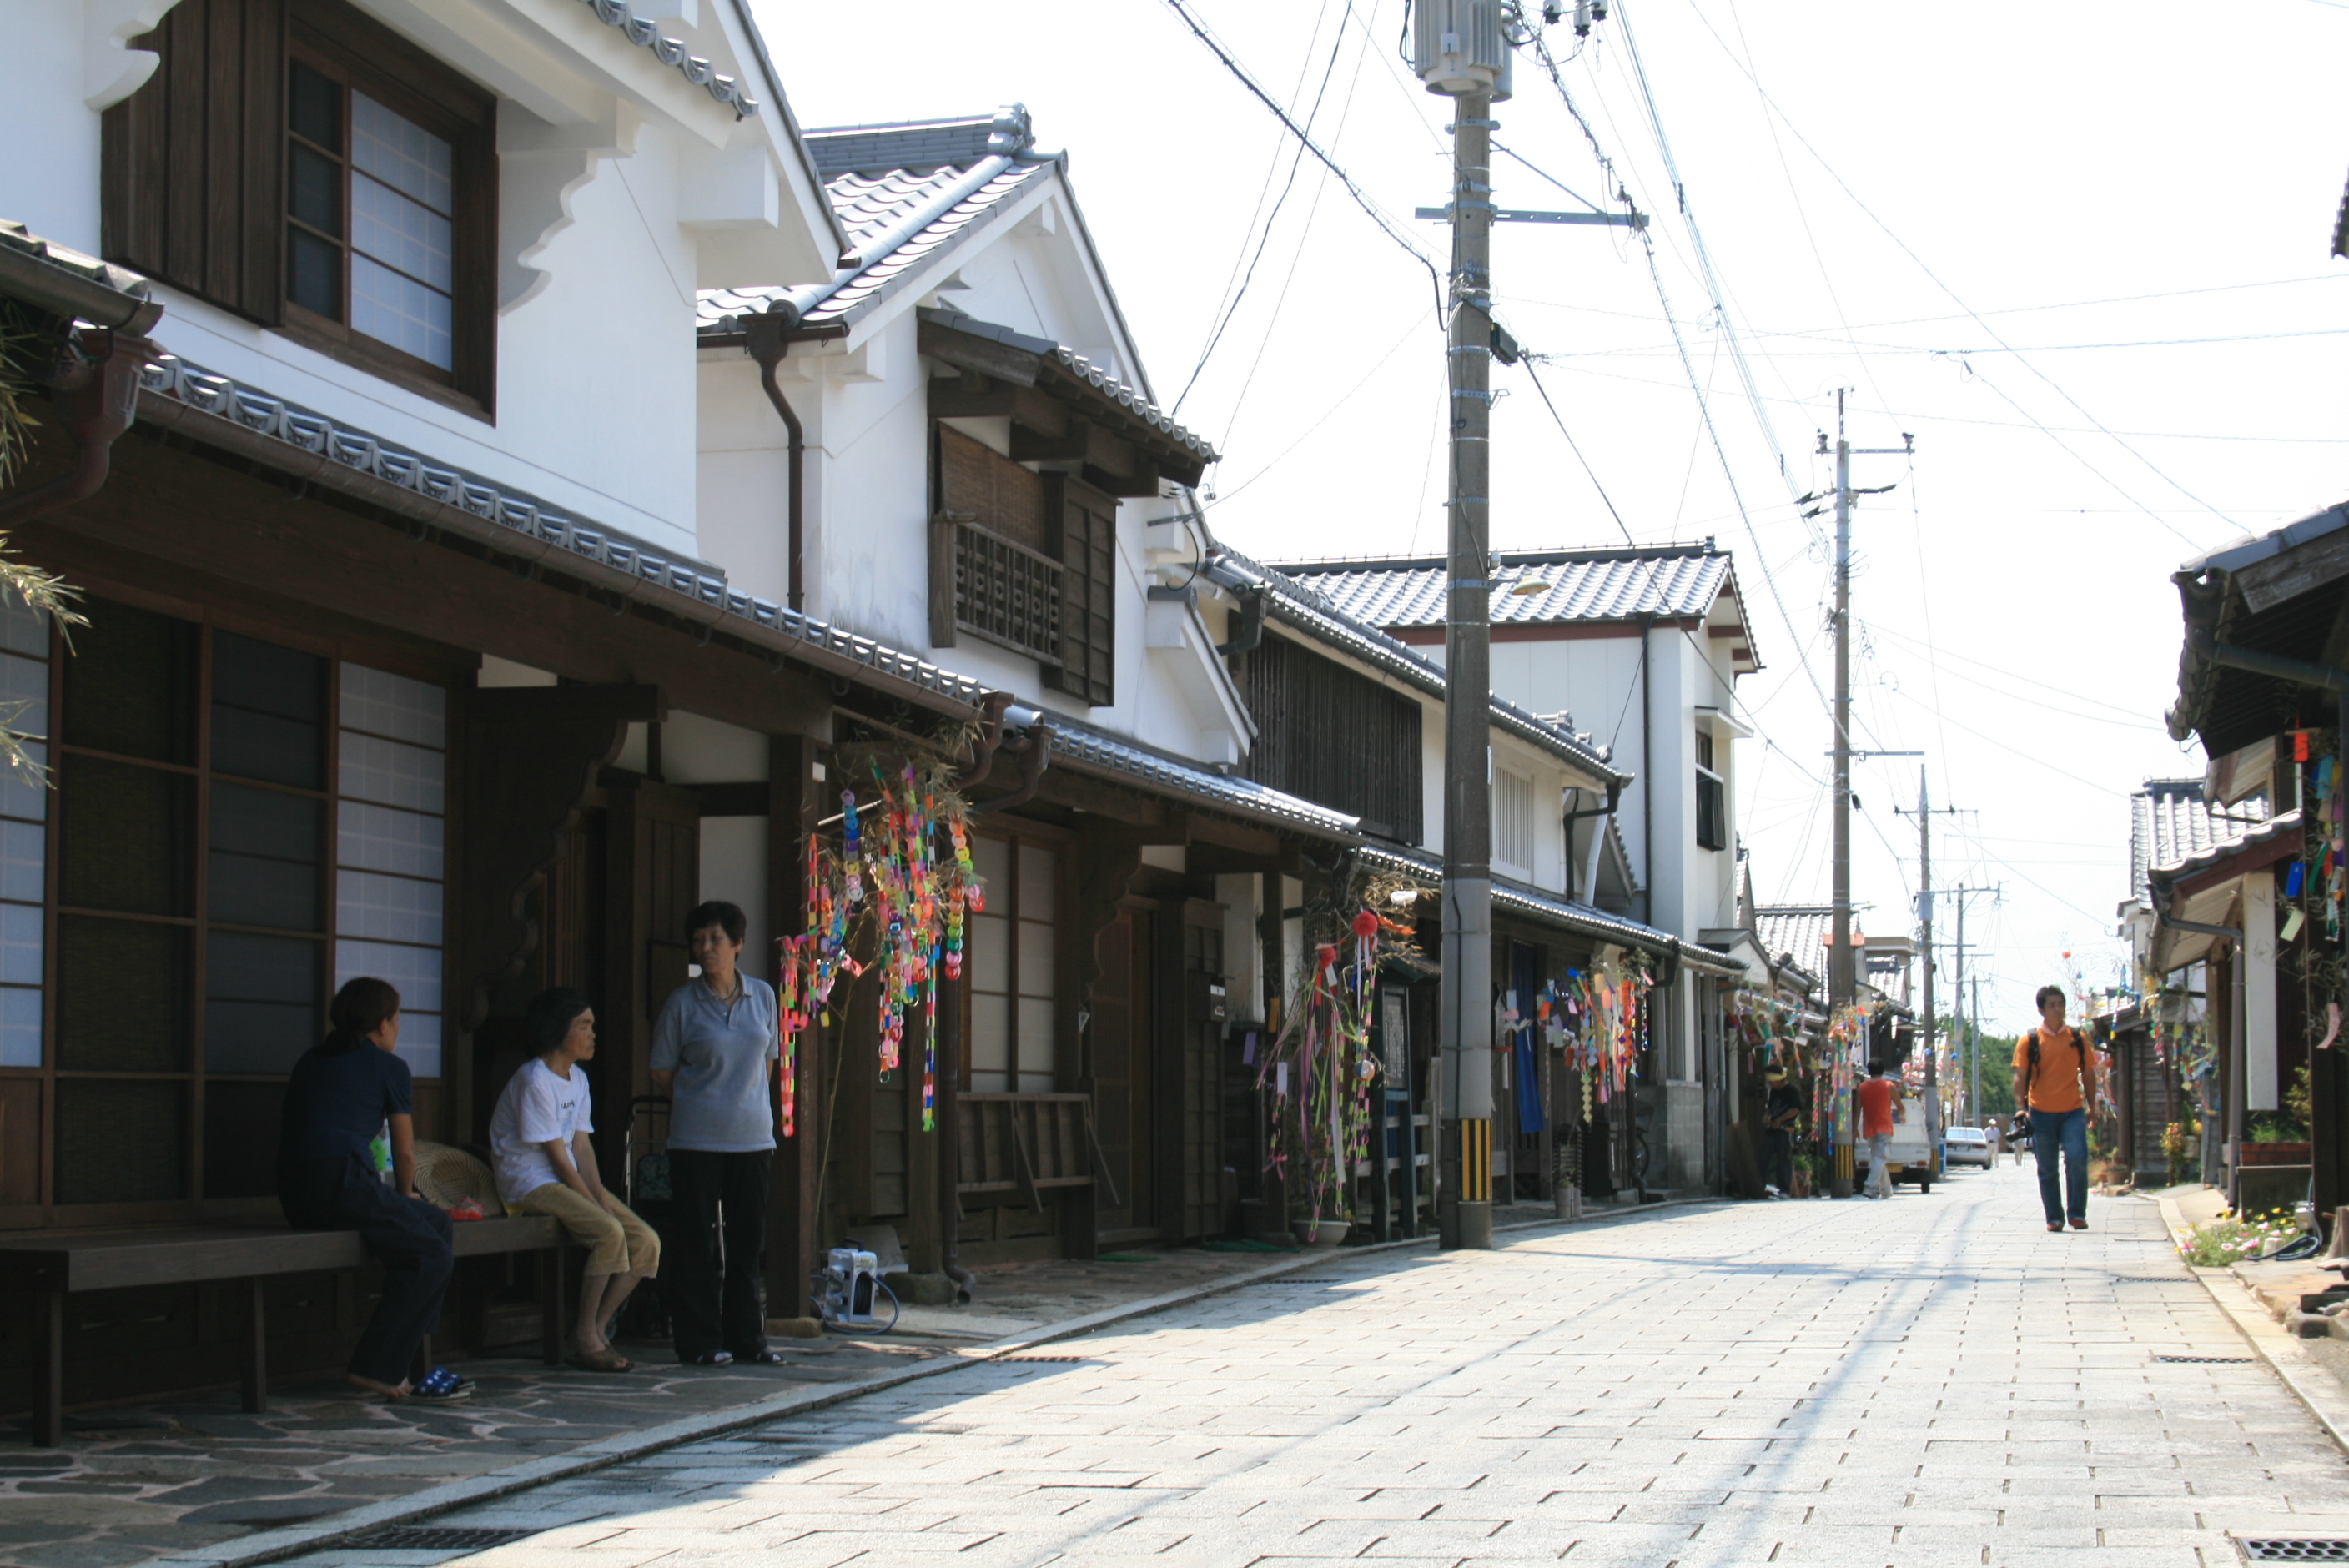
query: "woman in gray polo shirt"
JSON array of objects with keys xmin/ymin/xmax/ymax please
[{"xmin": 650, "ymin": 900, "xmax": 782, "ymax": 1366}]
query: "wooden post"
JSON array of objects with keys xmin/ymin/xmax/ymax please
[
  {"xmin": 35, "ymin": 1288, "xmax": 63, "ymax": 1447},
  {"xmin": 240, "ymin": 1278, "xmax": 267, "ymax": 1413},
  {"xmin": 766, "ymin": 735, "xmax": 824, "ymax": 1322}
]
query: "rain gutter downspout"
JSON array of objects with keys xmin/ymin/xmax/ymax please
[
  {"xmin": 0, "ymin": 329, "xmax": 157, "ymax": 530},
  {"xmin": 743, "ymin": 306, "xmax": 807, "ymax": 614},
  {"xmin": 1562, "ymin": 780, "xmax": 1620, "ymax": 904}
]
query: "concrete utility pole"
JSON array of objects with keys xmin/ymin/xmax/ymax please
[
  {"xmin": 1412, "ymin": 4, "xmax": 1643, "ymax": 1249},
  {"xmin": 1817, "ymin": 395, "xmax": 1914, "ymax": 1013},
  {"xmin": 1437, "ymin": 84, "xmax": 1496, "ymax": 1252},
  {"xmin": 1897, "ymin": 770, "xmax": 1956, "ymax": 1170}
]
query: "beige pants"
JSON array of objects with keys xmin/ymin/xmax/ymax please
[{"xmin": 518, "ymin": 1184, "xmax": 661, "ymax": 1277}]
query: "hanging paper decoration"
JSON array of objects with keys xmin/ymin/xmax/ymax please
[
  {"xmin": 775, "ymin": 761, "xmax": 983, "ymax": 1138},
  {"xmin": 1257, "ymin": 912, "xmax": 1387, "ymax": 1223}
]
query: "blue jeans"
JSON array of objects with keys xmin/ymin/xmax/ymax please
[{"xmin": 2030, "ymin": 1106, "xmax": 2088, "ymax": 1224}]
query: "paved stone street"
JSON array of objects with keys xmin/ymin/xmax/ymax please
[{"xmin": 232, "ymin": 1164, "xmax": 2349, "ymax": 1567}]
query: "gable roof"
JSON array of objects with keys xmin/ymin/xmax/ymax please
[
  {"xmin": 2130, "ymin": 777, "xmax": 2271, "ymax": 901},
  {"xmin": 698, "ymin": 108, "xmax": 1056, "ymax": 339},
  {"xmin": 1206, "ymin": 545, "xmax": 1627, "ymax": 790},
  {"xmin": 1270, "ymin": 543, "xmax": 1759, "ymax": 673}
]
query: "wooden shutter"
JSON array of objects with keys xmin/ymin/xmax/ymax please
[
  {"xmin": 102, "ymin": 0, "xmax": 285, "ymax": 324},
  {"xmin": 937, "ymin": 426, "xmax": 1045, "ymax": 549},
  {"xmin": 1044, "ymin": 474, "xmax": 1116, "ymax": 707}
]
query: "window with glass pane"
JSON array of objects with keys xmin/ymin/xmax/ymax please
[
  {"xmin": 963, "ymin": 832, "xmax": 1059, "ymax": 1094},
  {"xmin": 25, "ymin": 596, "xmax": 452, "ymax": 1215},
  {"xmin": 284, "ymin": 38, "xmax": 474, "ymax": 380}
]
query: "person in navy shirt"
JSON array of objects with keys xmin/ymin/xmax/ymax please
[{"xmin": 278, "ymin": 977, "xmax": 467, "ymax": 1401}]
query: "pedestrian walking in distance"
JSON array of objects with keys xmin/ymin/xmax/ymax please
[
  {"xmin": 1762, "ymin": 1066, "xmax": 1801, "ymax": 1198},
  {"xmin": 1857, "ymin": 1059, "xmax": 1899, "ymax": 1199},
  {"xmin": 2015, "ymin": 984, "xmax": 2096, "ymax": 1232}
]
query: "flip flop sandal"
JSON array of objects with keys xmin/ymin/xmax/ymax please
[
  {"xmin": 683, "ymin": 1350, "xmax": 734, "ymax": 1367},
  {"xmin": 738, "ymin": 1349, "xmax": 787, "ymax": 1366},
  {"xmin": 411, "ymin": 1367, "xmax": 473, "ymax": 1402},
  {"xmin": 567, "ymin": 1348, "xmax": 631, "ymax": 1374}
]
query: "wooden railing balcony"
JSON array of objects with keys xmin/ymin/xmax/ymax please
[{"xmin": 931, "ymin": 515, "xmax": 1063, "ymax": 666}]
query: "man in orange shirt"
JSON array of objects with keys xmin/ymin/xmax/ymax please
[
  {"xmin": 2015, "ymin": 984, "xmax": 2097, "ymax": 1233},
  {"xmin": 1856, "ymin": 1060, "xmax": 1899, "ymax": 1199}
]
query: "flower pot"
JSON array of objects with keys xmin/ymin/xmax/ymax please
[
  {"xmin": 2240, "ymin": 1142, "xmax": 2311, "ymax": 1167},
  {"xmin": 1290, "ymin": 1218, "xmax": 1349, "ymax": 1248}
]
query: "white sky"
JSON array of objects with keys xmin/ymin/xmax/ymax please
[{"xmin": 757, "ymin": 0, "xmax": 2349, "ymax": 1032}]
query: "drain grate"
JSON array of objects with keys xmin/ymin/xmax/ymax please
[
  {"xmin": 1244, "ymin": 1277, "xmax": 1345, "ymax": 1285},
  {"xmin": 2156, "ymin": 1354, "xmax": 2255, "ymax": 1364},
  {"xmin": 999, "ymin": 1354, "xmax": 1090, "ymax": 1364},
  {"xmin": 2111, "ymin": 1276, "xmax": 2193, "ymax": 1284},
  {"xmin": 343, "ymin": 1526, "xmax": 541, "ymax": 1552},
  {"xmin": 2240, "ymin": 1540, "xmax": 2349, "ymax": 1561}
]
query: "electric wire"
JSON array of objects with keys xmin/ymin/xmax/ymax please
[
  {"xmin": 1159, "ymin": 0, "xmax": 1446, "ymax": 320},
  {"xmin": 1174, "ymin": 0, "xmax": 1354, "ymax": 415},
  {"xmin": 1675, "ymin": 0, "xmax": 2241, "ymax": 543}
]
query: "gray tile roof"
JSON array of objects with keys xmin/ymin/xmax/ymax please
[
  {"xmin": 917, "ymin": 308, "xmax": 1216, "ymax": 464},
  {"xmin": 1754, "ymin": 907, "xmax": 1834, "ymax": 976},
  {"xmin": 1355, "ymin": 844, "xmax": 1743, "ymax": 974},
  {"xmin": 131, "ymin": 349, "xmax": 1351, "ymax": 845},
  {"xmin": 1209, "ymin": 546, "xmax": 1627, "ymax": 787},
  {"xmin": 1271, "ymin": 545, "xmax": 1740, "ymax": 630},
  {"xmin": 698, "ymin": 108, "xmax": 1052, "ymax": 337},
  {"xmin": 575, "ymin": 0, "xmax": 759, "ymax": 117},
  {"xmin": 2130, "ymin": 778, "xmax": 2270, "ymax": 899},
  {"xmin": 1047, "ymin": 716, "xmax": 1361, "ymax": 837}
]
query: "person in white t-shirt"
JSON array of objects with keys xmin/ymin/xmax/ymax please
[{"xmin": 490, "ymin": 988, "xmax": 660, "ymax": 1372}]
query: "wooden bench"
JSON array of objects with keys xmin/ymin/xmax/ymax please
[
  {"xmin": 0, "ymin": 1216, "xmax": 571, "ymax": 1446},
  {"xmin": 957, "ymin": 1093, "xmax": 1121, "ymax": 1210}
]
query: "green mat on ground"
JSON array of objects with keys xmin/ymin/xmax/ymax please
[{"xmin": 1200, "ymin": 1238, "xmax": 1300, "ymax": 1253}]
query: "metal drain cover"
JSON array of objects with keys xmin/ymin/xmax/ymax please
[
  {"xmin": 999, "ymin": 1354, "xmax": 1089, "ymax": 1364},
  {"xmin": 2240, "ymin": 1540, "xmax": 2349, "ymax": 1561},
  {"xmin": 2156, "ymin": 1354, "xmax": 2255, "ymax": 1364},
  {"xmin": 2112, "ymin": 1276, "xmax": 2193, "ymax": 1284},
  {"xmin": 1245, "ymin": 1277, "xmax": 1345, "ymax": 1284},
  {"xmin": 344, "ymin": 1525, "xmax": 541, "ymax": 1552}
]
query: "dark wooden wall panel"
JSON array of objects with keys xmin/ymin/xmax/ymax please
[{"xmin": 1229, "ymin": 632, "xmax": 1422, "ymax": 842}]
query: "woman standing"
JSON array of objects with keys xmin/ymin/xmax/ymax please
[
  {"xmin": 488, "ymin": 988, "xmax": 661, "ymax": 1371},
  {"xmin": 278, "ymin": 977, "xmax": 468, "ymax": 1401},
  {"xmin": 650, "ymin": 901, "xmax": 782, "ymax": 1367}
]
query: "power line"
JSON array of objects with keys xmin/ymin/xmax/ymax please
[
  {"xmin": 1174, "ymin": 0, "xmax": 1355, "ymax": 415},
  {"xmin": 1674, "ymin": 0, "xmax": 2239, "ymax": 544},
  {"xmin": 1159, "ymin": 0, "xmax": 1444, "ymax": 319}
]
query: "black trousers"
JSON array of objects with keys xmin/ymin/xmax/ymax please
[
  {"xmin": 666, "ymin": 1148, "xmax": 772, "ymax": 1359},
  {"xmin": 1763, "ymin": 1130, "xmax": 1794, "ymax": 1193},
  {"xmin": 280, "ymin": 1153, "xmax": 454, "ymax": 1385}
]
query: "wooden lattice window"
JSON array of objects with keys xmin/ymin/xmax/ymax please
[{"xmin": 944, "ymin": 520, "xmax": 1064, "ymax": 665}]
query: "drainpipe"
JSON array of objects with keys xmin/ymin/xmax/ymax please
[
  {"xmin": 0, "ymin": 329, "xmax": 156, "ymax": 529},
  {"xmin": 742, "ymin": 304, "xmax": 807, "ymax": 615},
  {"xmin": 950, "ymin": 692, "xmax": 1017, "ymax": 791},
  {"xmin": 1562, "ymin": 780, "xmax": 1620, "ymax": 903},
  {"xmin": 1215, "ymin": 587, "xmax": 1266, "ymax": 656},
  {"xmin": 969, "ymin": 717, "xmax": 1054, "ymax": 815}
]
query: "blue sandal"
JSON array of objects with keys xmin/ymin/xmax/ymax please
[{"xmin": 412, "ymin": 1366, "xmax": 472, "ymax": 1401}]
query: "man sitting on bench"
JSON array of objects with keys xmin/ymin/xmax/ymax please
[{"xmin": 277, "ymin": 977, "xmax": 470, "ymax": 1403}]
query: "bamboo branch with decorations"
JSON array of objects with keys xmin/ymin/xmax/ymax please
[
  {"xmin": 0, "ymin": 309, "xmax": 85, "ymax": 784},
  {"xmin": 1254, "ymin": 907, "xmax": 1407, "ymax": 1223},
  {"xmin": 772, "ymin": 759, "xmax": 983, "ymax": 1141}
]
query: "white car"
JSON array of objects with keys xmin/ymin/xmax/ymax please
[{"xmin": 1943, "ymin": 1126, "xmax": 1994, "ymax": 1169}]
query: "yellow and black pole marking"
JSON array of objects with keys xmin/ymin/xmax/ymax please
[{"xmin": 1461, "ymin": 1118, "xmax": 1491, "ymax": 1204}]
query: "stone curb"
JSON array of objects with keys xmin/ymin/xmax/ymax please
[
  {"xmin": 148, "ymin": 1193, "xmax": 1725, "ymax": 1566},
  {"xmin": 2155, "ymin": 1189, "xmax": 2349, "ymax": 1460}
]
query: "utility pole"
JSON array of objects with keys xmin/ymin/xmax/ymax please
[
  {"xmin": 1818, "ymin": 394, "xmax": 1914, "ymax": 1014},
  {"xmin": 1411, "ymin": 3, "xmax": 1639, "ymax": 1249},
  {"xmin": 1896, "ymin": 769, "xmax": 1955, "ymax": 1170}
]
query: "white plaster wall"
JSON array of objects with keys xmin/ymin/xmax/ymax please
[
  {"xmin": 14, "ymin": 1, "xmax": 841, "ymax": 566},
  {"xmin": 663, "ymin": 709, "xmax": 768, "ymax": 783},
  {"xmin": 699, "ymin": 817, "xmax": 768, "ymax": 972}
]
